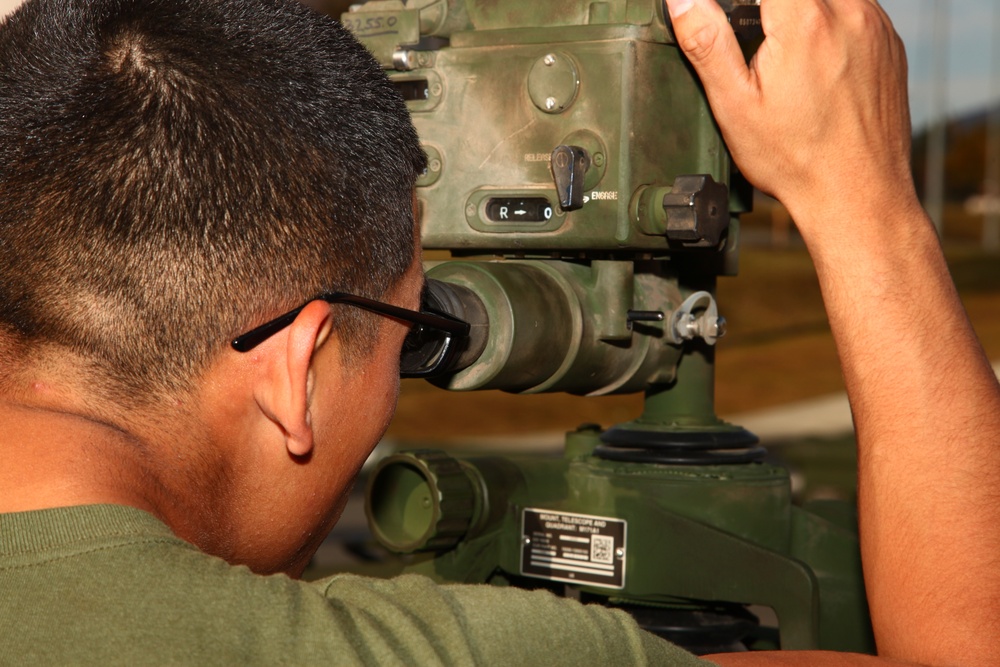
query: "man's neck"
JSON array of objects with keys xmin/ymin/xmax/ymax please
[{"xmin": 0, "ymin": 399, "xmax": 161, "ymax": 515}]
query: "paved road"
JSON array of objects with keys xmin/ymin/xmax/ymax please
[{"xmin": 730, "ymin": 360, "xmax": 1000, "ymax": 441}]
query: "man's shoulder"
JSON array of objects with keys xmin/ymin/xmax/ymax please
[
  {"xmin": 0, "ymin": 504, "xmax": 704, "ymax": 666},
  {"xmin": 0, "ymin": 504, "xmax": 355, "ymax": 664},
  {"xmin": 0, "ymin": 504, "xmax": 483, "ymax": 665},
  {"xmin": 0, "ymin": 503, "xmax": 304, "ymax": 596}
]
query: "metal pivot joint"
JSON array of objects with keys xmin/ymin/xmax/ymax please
[
  {"xmin": 551, "ymin": 145, "xmax": 591, "ymax": 211},
  {"xmin": 667, "ymin": 291, "xmax": 727, "ymax": 346}
]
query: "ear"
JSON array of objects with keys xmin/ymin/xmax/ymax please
[{"xmin": 256, "ymin": 300, "xmax": 336, "ymax": 457}]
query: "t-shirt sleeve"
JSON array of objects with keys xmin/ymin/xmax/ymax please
[{"xmin": 317, "ymin": 573, "xmax": 715, "ymax": 667}]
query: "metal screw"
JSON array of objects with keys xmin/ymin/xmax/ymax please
[
  {"xmin": 543, "ymin": 54, "xmax": 557, "ymax": 66},
  {"xmin": 523, "ymin": 537, "xmax": 532, "ymax": 546},
  {"xmin": 466, "ymin": 204, "xmax": 476, "ymax": 216},
  {"xmin": 593, "ymin": 152, "xmax": 605, "ymax": 167},
  {"xmin": 391, "ymin": 50, "xmax": 412, "ymax": 71},
  {"xmin": 713, "ymin": 316, "xmax": 728, "ymax": 339},
  {"xmin": 545, "ymin": 97, "xmax": 558, "ymax": 110},
  {"xmin": 615, "ymin": 548, "xmax": 625, "ymax": 560},
  {"xmin": 429, "ymin": 158, "xmax": 442, "ymax": 173},
  {"xmin": 431, "ymin": 83, "xmax": 442, "ymax": 96}
]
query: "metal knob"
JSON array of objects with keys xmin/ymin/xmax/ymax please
[{"xmin": 662, "ymin": 174, "xmax": 730, "ymax": 247}]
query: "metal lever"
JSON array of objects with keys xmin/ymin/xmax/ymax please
[{"xmin": 550, "ymin": 145, "xmax": 591, "ymax": 211}]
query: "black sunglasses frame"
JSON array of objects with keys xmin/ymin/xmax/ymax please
[{"xmin": 230, "ymin": 291, "xmax": 470, "ymax": 378}]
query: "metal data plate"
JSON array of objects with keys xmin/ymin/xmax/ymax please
[{"xmin": 520, "ymin": 508, "xmax": 627, "ymax": 589}]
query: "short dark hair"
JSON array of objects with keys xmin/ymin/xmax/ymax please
[{"xmin": 0, "ymin": 0, "xmax": 425, "ymax": 401}]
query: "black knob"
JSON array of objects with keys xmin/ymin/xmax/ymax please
[{"xmin": 661, "ymin": 174, "xmax": 730, "ymax": 247}]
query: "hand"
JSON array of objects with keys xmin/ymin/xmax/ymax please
[
  {"xmin": 669, "ymin": 5, "xmax": 1000, "ymax": 667},
  {"xmin": 665, "ymin": 0, "xmax": 917, "ymax": 243}
]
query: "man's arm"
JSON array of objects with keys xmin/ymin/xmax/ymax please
[{"xmin": 662, "ymin": 1, "xmax": 1000, "ymax": 666}]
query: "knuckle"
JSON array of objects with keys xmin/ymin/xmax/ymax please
[
  {"xmin": 844, "ymin": 2, "xmax": 883, "ymax": 34},
  {"xmin": 798, "ymin": 2, "xmax": 831, "ymax": 36},
  {"xmin": 677, "ymin": 20, "xmax": 721, "ymax": 64}
]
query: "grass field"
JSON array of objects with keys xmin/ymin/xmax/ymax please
[{"xmin": 385, "ymin": 205, "xmax": 1000, "ymax": 444}]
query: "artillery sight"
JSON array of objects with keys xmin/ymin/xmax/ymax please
[{"xmin": 343, "ymin": 0, "xmax": 874, "ymax": 655}]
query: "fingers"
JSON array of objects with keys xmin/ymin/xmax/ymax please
[
  {"xmin": 664, "ymin": 0, "xmax": 754, "ymax": 104},
  {"xmin": 665, "ymin": 0, "xmax": 914, "ymax": 231}
]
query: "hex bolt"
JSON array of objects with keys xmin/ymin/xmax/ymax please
[
  {"xmin": 661, "ymin": 174, "xmax": 730, "ymax": 246},
  {"xmin": 676, "ymin": 315, "xmax": 698, "ymax": 339}
]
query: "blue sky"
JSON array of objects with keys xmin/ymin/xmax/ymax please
[{"xmin": 880, "ymin": 0, "xmax": 998, "ymax": 130}]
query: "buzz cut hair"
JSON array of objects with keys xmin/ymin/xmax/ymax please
[{"xmin": 0, "ymin": 0, "xmax": 426, "ymax": 401}]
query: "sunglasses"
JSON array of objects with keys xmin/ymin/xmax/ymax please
[{"xmin": 230, "ymin": 287, "xmax": 470, "ymax": 378}]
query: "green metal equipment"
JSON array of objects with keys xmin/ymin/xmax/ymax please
[{"xmin": 343, "ymin": 0, "xmax": 873, "ymax": 654}]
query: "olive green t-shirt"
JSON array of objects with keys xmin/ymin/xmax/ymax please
[{"xmin": 0, "ymin": 504, "xmax": 709, "ymax": 666}]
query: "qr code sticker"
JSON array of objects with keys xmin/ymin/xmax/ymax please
[{"xmin": 590, "ymin": 535, "xmax": 614, "ymax": 564}]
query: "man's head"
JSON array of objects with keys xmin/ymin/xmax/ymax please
[
  {"xmin": 0, "ymin": 0, "xmax": 427, "ymax": 574},
  {"xmin": 0, "ymin": 0, "xmax": 425, "ymax": 401}
]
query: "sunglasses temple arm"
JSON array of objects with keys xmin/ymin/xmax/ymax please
[{"xmin": 231, "ymin": 307, "xmax": 305, "ymax": 352}]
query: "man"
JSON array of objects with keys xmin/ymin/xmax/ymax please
[
  {"xmin": 0, "ymin": 1, "xmax": 996, "ymax": 666},
  {"xmin": 0, "ymin": 0, "xmax": 700, "ymax": 663}
]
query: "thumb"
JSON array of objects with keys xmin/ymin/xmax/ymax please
[{"xmin": 665, "ymin": 0, "xmax": 753, "ymax": 104}]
